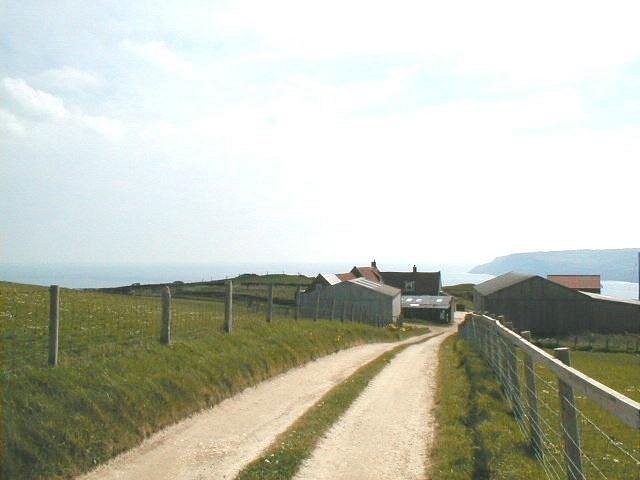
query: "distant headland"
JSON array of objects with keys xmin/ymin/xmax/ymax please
[{"xmin": 470, "ymin": 248, "xmax": 640, "ymax": 283}]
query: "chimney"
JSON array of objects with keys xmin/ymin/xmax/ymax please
[
  {"xmin": 413, "ymin": 265, "xmax": 417, "ymax": 273},
  {"xmin": 371, "ymin": 259, "xmax": 377, "ymax": 270}
]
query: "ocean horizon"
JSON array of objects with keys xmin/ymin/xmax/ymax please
[{"xmin": 1, "ymin": 263, "xmax": 638, "ymax": 300}]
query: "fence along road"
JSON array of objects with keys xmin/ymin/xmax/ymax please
[
  {"xmin": 459, "ymin": 314, "xmax": 640, "ymax": 480},
  {"xmin": 11, "ymin": 280, "xmax": 390, "ymax": 371}
]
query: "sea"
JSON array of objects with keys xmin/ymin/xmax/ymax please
[{"xmin": 1, "ymin": 263, "xmax": 638, "ymax": 300}]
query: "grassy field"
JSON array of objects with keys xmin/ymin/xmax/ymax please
[
  {"xmin": 431, "ymin": 334, "xmax": 640, "ymax": 479},
  {"xmin": 530, "ymin": 349, "xmax": 640, "ymax": 479},
  {"xmin": 533, "ymin": 332, "xmax": 640, "ymax": 353},
  {"xmin": 442, "ymin": 283, "xmax": 474, "ymax": 310},
  {"xmin": 96, "ymin": 273, "xmax": 313, "ymax": 306},
  {"xmin": 430, "ymin": 335, "xmax": 546, "ymax": 480},
  {"xmin": 0, "ymin": 281, "xmax": 418, "ymax": 479}
]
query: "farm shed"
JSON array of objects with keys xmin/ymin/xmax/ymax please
[
  {"xmin": 299, "ymin": 278, "xmax": 401, "ymax": 324},
  {"xmin": 547, "ymin": 274, "xmax": 601, "ymax": 294},
  {"xmin": 473, "ymin": 272, "xmax": 640, "ymax": 335},
  {"xmin": 401, "ymin": 295, "xmax": 455, "ymax": 323}
]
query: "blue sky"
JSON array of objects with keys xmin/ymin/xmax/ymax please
[{"xmin": 2, "ymin": 0, "xmax": 639, "ymax": 267}]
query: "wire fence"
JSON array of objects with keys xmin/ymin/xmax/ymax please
[
  {"xmin": 1, "ymin": 281, "xmax": 386, "ymax": 372},
  {"xmin": 459, "ymin": 314, "xmax": 640, "ymax": 480},
  {"xmin": 533, "ymin": 333, "xmax": 640, "ymax": 354}
]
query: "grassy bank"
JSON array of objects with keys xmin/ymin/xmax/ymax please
[
  {"xmin": 429, "ymin": 335, "xmax": 545, "ymax": 480},
  {"xmin": 236, "ymin": 335, "xmax": 433, "ymax": 479},
  {"xmin": 1, "ymin": 283, "xmax": 418, "ymax": 479}
]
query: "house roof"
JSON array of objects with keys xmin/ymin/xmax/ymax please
[
  {"xmin": 351, "ymin": 266, "xmax": 382, "ymax": 283},
  {"xmin": 401, "ymin": 295, "xmax": 453, "ymax": 309},
  {"xmin": 547, "ymin": 275, "xmax": 601, "ymax": 290},
  {"xmin": 336, "ymin": 272, "xmax": 356, "ymax": 281},
  {"xmin": 348, "ymin": 278, "xmax": 400, "ymax": 297},
  {"xmin": 380, "ymin": 271, "xmax": 441, "ymax": 295},
  {"xmin": 581, "ymin": 291, "xmax": 640, "ymax": 306},
  {"xmin": 474, "ymin": 272, "xmax": 536, "ymax": 296}
]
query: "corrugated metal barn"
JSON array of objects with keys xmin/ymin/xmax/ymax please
[
  {"xmin": 474, "ymin": 272, "xmax": 640, "ymax": 335},
  {"xmin": 299, "ymin": 278, "xmax": 401, "ymax": 325}
]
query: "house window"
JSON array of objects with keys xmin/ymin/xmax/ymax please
[{"xmin": 404, "ymin": 280, "xmax": 415, "ymax": 292}]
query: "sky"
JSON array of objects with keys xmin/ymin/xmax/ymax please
[{"xmin": 1, "ymin": 0, "xmax": 640, "ymax": 268}]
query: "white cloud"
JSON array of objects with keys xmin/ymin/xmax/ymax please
[
  {"xmin": 2, "ymin": 77, "xmax": 122, "ymax": 140},
  {"xmin": 121, "ymin": 39, "xmax": 194, "ymax": 77},
  {"xmin": 74, "ymin": 111, "xmax": 123, "ymax": 140},
  {"xmin": 0, "ymin": 108, "xmax": 25, "ymax": 136},
  {"xmin": 213, "ymin": 0, "xmax": 640, "ymax": 85},
  {"xmin": 39, "ymin": 66, "xmax": 102, "ymax": 90},
  {"xmin": 3, "ymin": 77, "xmax": 68, "ymax": 120}
]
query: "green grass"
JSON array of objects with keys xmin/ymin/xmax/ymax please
[
  {"xmin": 533, "ymin": 332, "xmax": 640, "ymax": 353},
  {"xmin": 97, "ymin": 273, "xmax": 313, "ymax": 306},
  {"xmin": 0, "ymin": 282, "xmax": 419, "ymax": 479},
  {"xmin": 235, "ymin": 335, "xmax": 431, "ymax": 479},
  {"xmin": 432, "ymin": 328, "xmax": 640, "ymax": 480},
  {"xmin": 430, "ymin": 335, "xmax": 546, "ymax": 480},
  {"xmin": 442, "ymin": 283, "xmax": 474, "ymax": 310},
  {"xmin": 530, "ymin": 350, "xmax": 640, "ymax": 479}
]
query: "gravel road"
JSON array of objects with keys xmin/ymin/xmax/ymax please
[
  {"xmin": 78, "ymin": 331, "xmax": 434, "ymax": 480},
  {"xmin": 294, "ymin": 326, "xmax": 455, "ymax": 480}
]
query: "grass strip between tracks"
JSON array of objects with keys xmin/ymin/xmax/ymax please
[{"xmin": 236, "ymin": 332, "xmax": 442, "ymax": 480}]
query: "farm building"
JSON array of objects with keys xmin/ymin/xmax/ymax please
[
  {"xmin": 303, "ymin": 261, "xmax": 453, "ymax": 323},
  {"xmin": 378, "ymin": 265, "xmax": 442, "ymax": 295},
  {"xmin": 401, "ymin": 295, "xmax": 455, "ymax": 323},
  {"xmin": 306, "ymin": 263, "xmax": 381, "ymax": 292},
  {"xmin": 298, "ymin": 277, "xmax": 401, "ymax": 324},
  {"xmin": 547, "ymin": 274, "xmax": 601, "ymax": 294},
  {"xmin": 474, "ymin": 272, "xmax": 640, "ymax": 335}
]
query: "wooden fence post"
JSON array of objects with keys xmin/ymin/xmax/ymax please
[
  {"xmin": 341, "ymin": 302, "xmax": 346, "ymax": 322},
  {"xmin": 521, "ymin": 331, "xmax": 542, "ymax": 458},
  {"xmin": 554, "ymin": 347, "xmax": 584, "ymax": 480},
  {"xmin": 497, "ymin": 322, "xmax": 509, "ymax": 390},
  {"xmin": 48, "ymin": 285, "xmax": 60, "ymax": 366},
  {"xmin": 294, "ymin": 285, "xmax": 301, "ymax": 320},
  {"xmin": 267, "ymin": 283, "xmax": 274, "ymax": 323},
  {"xmin": 161, "ymin": 286, "xmax": 172, "ymax": 345},
  {"xmin": 487, "ymin": 320, "xmax": 496, "ymax": 371},
  {"xmin": 503, "ymin": 322, "xmax": 523, "ymax": 419},
  {"xmin": 224, "ymin": 280, "xmax": 233, "ymax": 333},
  {"xmin": 486, "ymin": 322, "xmax": 492, "ymax": 359},
  {"xmin": 492, "ymin": 321, "xmax": 501, "ymax": 373},
  {"xmin": 480, "ymin": 320, "xmax": 488, "ymax": 357},
  {"xmin": 314, "ymin": 292, "xmax": 319, "ymax": 321},
  {"xmin": 330, "ymin": 298, "xmax": 336, "ymax": 320}
]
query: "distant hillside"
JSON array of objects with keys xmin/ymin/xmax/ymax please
[
  {"xmin": 94, "ymin": 273, "xmax": 314, "ymax": 306},
  {"xmin": 470, "ymin": 249, "xmax": 640, "ymax": 282}
]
